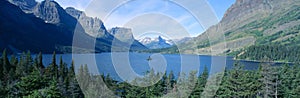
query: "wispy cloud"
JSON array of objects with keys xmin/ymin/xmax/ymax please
[{"xmin": 37, "ymin": 0, "xmax": 234, "ymax": 38}]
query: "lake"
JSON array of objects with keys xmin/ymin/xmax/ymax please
[{"xmin": 37, "ymin": 52, "xmax": 285, "ymax": 81}]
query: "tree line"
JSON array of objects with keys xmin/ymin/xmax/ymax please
[
  {"xmin": 1, "ymin": 49, "xmax": 300, "ymax": 97},
  {"xmin": 236, "ymin": 45, "xmax": 300, "ymax": 62}
]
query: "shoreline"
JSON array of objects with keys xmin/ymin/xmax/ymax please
[{"xmin": 234, "ymin": 58, "xmax": 294, "ymax": 64}]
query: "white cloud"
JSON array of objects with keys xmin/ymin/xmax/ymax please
[{"xmin": 36, "ymin": 0, "xmax": 220, "ymax": 38}]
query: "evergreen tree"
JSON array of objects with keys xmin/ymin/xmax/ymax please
[
  {"xmin": 16, "ymin": 68, "xmax": 47, "ymax": 96},
  {"xmin": 67, "ymin": 60, "xmax": 84, "ymax": 98},
  {"xmin": 0, "ymin": 54, "xmax": 3, "ymax": 79},
  {"xmin": 43, "ymin": 78, "xmax": 62, "ymax": 98},
  {"xmin": 25, "ymin": 51, "xmax": 33, "ymax": 73},
  {"xmin": 9, "ymin": 55, "xmax": 17, "ymax": 73},
  {"xmin": 15, "ymin": 52, "xmax": 26, "ymax": 78},
  {"xmin": 0, "ymin": 80, "xmax": 7, "ymax": 97},
  {"xmin": 291, "ymin": 64, "xmax": 300, "ymax": 97},
  {"xmin": 38, "ymin": 52, "xmax": 45, "ymax": 69},
  {"xmin": 77, "ymin": 64, "xmax": 91, "ymax": 95},
  {"xmin": 2, "ymin": 49, "xmax": 10, "ymax": 80},
  {"xmin": 278, "ymin": 64, "xmax": 293, "ymax": 97},
  {"xmin": 58, "ymin": 56, "xmax": 68, "ymax": 96},
  {"xmin": 191, "ymin": 66, "xmax": 209, "ymax": 97},
  {"xmin": 259, "ymin": 58, "xmax": 280, "ymax": 98},
  {"xmin": 59, "ymin": 56, "xmax": 67, "ymax": 80},
  {"xmin": 202, "ymin": 73, "xmax": 223, "ymax": 98},
  {"xmin": 46, "ymin": 51, "xmax": 58, "ymax": 79},
  {"xmin": 217, "ymin": 63, "xmax": 248, "ymax": 97},
  {"xmin": 165, "ymin": 71, "xmax": 175, "ymax": 94}
]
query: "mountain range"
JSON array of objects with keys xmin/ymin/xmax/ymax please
[
  {"xmin": 162, "ymin": 0, "xmax": 300, "ymax": 55},
  {"xmin": 1, "ymin": 0, "xmax": 147, "ymax": 53},
  {"xmin": 138, "ymin": 36, "xmax": 172, "ymax": 49},
  {"xmin": 138, "ymin": 36, "xmax": 192, "ymax": 49},
  {"xmin": 1, "ymin": 0, "xmax": 299, "ymax": 55}
]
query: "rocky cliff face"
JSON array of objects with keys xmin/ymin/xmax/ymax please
[
  {"xmin": 109, "ymin": 27, "xmax": 148, "ymax": 50},
  {"xmin": 65, "ymin": 8, "xmax": 147, "ymax": 50},
  {"xmin": 109, "ymin": 27, "xmax": 134, "ymax": 43},
  {"xmin": 0, "ymin": 0, "xmax": 74, "ymax": 53},
  {"xmin": 179, "ymin": 0, "xmax": 300, "ymax": 55},
  {"xmin": 8, "ymin": 0, "xmax": 37, "ymax": 13},
  {"xmin": 2, "ymin": 0, "xmax": 148, "ymax": 53},
  {"xmin": 65, "ymin": 7, "xmax": 111, "ymax": 38}
]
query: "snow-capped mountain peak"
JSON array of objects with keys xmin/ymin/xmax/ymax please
[{"xmin": 138, "ymin": 36, "xmax": 172, "ymax": 49}]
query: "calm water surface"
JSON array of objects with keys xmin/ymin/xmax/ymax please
[{"xmin": 33, "ymin": 52, "xmax": 284, "ymax": 81}]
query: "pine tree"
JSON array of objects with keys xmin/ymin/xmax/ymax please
[
  {"xmin": 46, "ymin": 51, "xmax": 58, "ymax": 79},
  {"xmin": 59, "ymin": 56, "xmax": 67, "ymax": 80},
  {"xmin": 245, "ymin": 70, "xmax": 262, "ymax": 97},
  {"xmin": 58, "ymin": 56, "xmax": 68, "ymax": 96},
  {"xmin": 291, "ymin": 64, "xmax": 300, "ymax": 97},
  {"xmin": 67, "ymin": 60, "xmax": 84, "ymax": 98},
  {"xmin": 15, "ymin": 52, "xmax": 26, "ymax": 78},
  {"xmin": 0, "ymin": 80, "xmax": 7, "ymax": 97},
  {"xmin": 165, "ymin": 71, "xmax": 175, "ymax": 94},
  {"xmin": 16, "ymin": 68, "xmax": 47, "ymax": 96},
  {"xmin": 278, "ymin": 64, "xmax": 293, "ymax": 97},
  {"xmin": 38, "ymin": 52, "xmax": 45, "ymax": 69},
  {"xmin": 217, "ymin": 63, "xmax": 247, "ymax": 97},
  {"xmin": 25, "ymin": 51, "xmax": 33, "ymax": 73},
  {"xmin": 43, "ymin": 78, "xmax": 62, "ymax": 98},
  {"xmin": 9, "ymin": 55, "xmax": 17, "ymax": 73},
  {"xmin": 77, "ymin": 64, "xmax": 91, "ymax": 95},
  {"xmin": 259, "ymin": 57, "xmax": 280, "ymax": 98},
  {"xmin": 0, "ymin": 53, "xmax": 3, "ymax": 79},
  {"xmin": 2, "ymin": 49, "xmax": 10, "ymax": 80},
  {"xmin": 191, "ymin": 66, "xmax": 209, "ymax": 97},
  {"xmin": 202, "ymin": 72, "xmax": 223, "ymax": 98}
]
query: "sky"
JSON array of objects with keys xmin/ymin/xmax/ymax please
[{"xmin": 36, "ymin": 0, "xmax": 235, "ymax": 39}]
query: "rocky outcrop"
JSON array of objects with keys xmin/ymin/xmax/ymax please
[
  {"xmin": 8, "ymin": 0, "xmax": 37, "ymax": 13},
  {"xmin": 65, "ymin": 7, "xmax": 112, "ymax": 38},
  {"xmin": 109, "ymin": 27, "xmax": 134, "ymax": 43},
  {"xmin": 109, "ymin": 27, "xmax": 147, "ymax": 50}
]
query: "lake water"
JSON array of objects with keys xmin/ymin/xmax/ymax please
[{"xmin": 37, "ymin": 52, "xmax": 284, "ymax": 81}]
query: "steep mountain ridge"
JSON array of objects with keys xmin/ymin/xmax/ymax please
[
  {"xmin": 8, "ymin": 0, "xmax": 37, "ymax": 13},
  {"xmin": 178, "ymin": 0, "xmax": 300, "ymax": 55},
  {"xmin": 1, "ymin": 0, "xmax": 146, "ymax": 53},
  {"xmin": 65, "ymin": 8, "xmax": 147, "ymax": 50},
  {"xmin": 65, "ymin": 7, "xmax": 112, "ymax": 38},
  {"xmin": 0, "ymin": 0, "xmax": 73, "ymax": 53}
]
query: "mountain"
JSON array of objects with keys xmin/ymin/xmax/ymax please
[
  {"xmin": 65, "ymin": 7, "xmax": 113, "ymax": 38},
  {"xmin": 1, "ymin": 0, "xmax": 144, "ymax": 53},
  {"xmin": 8, "ymin": 0, "xmax": 37, "ymax": 13},
  {"xmin": 171, "ymin": 37, "xmax": 193, "ymax": 45},
  {"xmin": 173, "ymin": 0, "xmax": 300, "ymax": 55},
  {"xmin": 109, "ymin": 27, "xmax": 147, "ymax": 50},
  {"xmin": 0, "ymin": 0, "xmax": 74, "ymax": 53},
  {"xmin": 138, "ymin": 36, "xmax": 172, "ymax": 49},
  {"xmin": 65, "ymin": 8, "xmax": 147, "ymax": 50}
]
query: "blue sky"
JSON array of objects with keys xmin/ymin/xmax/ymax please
[{"xmin": 37, "ymin": 0, "xmax": 235, "ymax": 39}]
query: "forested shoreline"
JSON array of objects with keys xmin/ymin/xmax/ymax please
[
  {"xmin": 236, "ymin": 45, "xmax": 300, "ymax": 63},
  {"xmin": 1, "ymin": 49, "xmax": 300, "ymax": 97}
]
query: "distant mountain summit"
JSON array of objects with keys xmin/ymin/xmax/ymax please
[{"xmin": 138, "ymin": 36, "xmax": 172, "ymax": 49}]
